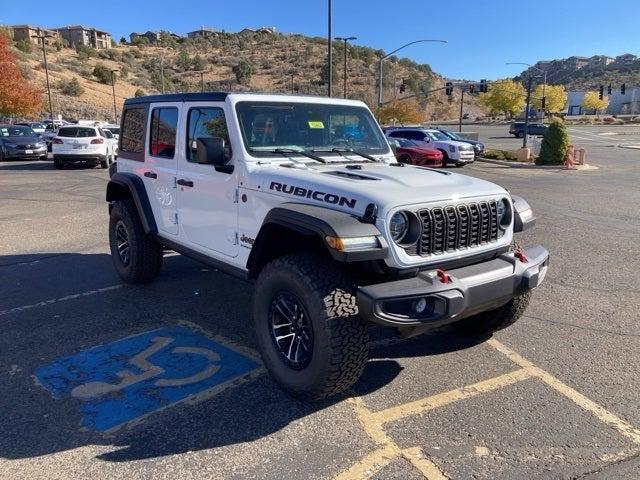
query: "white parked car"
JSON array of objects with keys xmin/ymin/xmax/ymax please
[
  {"xmin": 52, "ymin": 125, "xmax": 117, "ymax": 169},
  {"xmin": 103, "ymin": 124, "xmax": 120, "ymax": 140},
  {"xmin": 387, "ymin": 128, "xmax": 475, "ymax": 166},
  {"xmin": 106, "ymin": 92, "xmax": 548, "ymax": 401}
]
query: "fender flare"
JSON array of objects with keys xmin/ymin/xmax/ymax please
[
  {"xmin": 511, "ymin": 195, "xmax": 536, "ymax": 232},
  {"xmin": 247, "ymin": 202, "xmax": 388, "ymax": 271},
  {"xmin": 106, "ymin": 172, "xmax": 158, "ymax": 234}
]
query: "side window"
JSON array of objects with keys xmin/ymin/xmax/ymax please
[
  {"xmin": 149, "ymin": 107, "xmax": 178, "ymax": 159},
  {"xmin": 121, "ymin": 108, "xmax": 146, "ymax": 156},
  {"xmin": 186, "ymin": 107, "xmax": 232, "ymax": 163}
]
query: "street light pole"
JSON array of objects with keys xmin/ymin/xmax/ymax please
[
  {"xmin": 327, "ymin": 0, "xmax": 332, "ymax": 97},
  {"xmin": 110, "ymin": 70, "xmax": 118, "ymax": 124},
  {"xmin": 458, "ymin": 87, "xmax": 465, "ymax": 133},
  {"xmin": 377, "ymin": 39, "xmax": 447, "ymax": 106},
  {"xmin": 33, "ymin": 32, "xmax": 55, "ymax": 128},
  {"xmin": 335, "ymin": 36, "xmax": 356, "ymax": 99},
  {"xmin": 523, "ymin": 75, "xmax": 540, "ymax": 148}
]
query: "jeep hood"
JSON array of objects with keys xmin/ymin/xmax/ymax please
[{"xmin": 253, "ymin": 162, "xmax": 508, "ymax": 216}]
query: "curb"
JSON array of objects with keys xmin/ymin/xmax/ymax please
[{"xmin": 477, "ymin": 158, "xmax": 599, "ymax": 170}]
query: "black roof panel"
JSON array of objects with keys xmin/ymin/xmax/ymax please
[{"xmin": 124, "ymin": 92, "xmax": 229, "ymax": 106}]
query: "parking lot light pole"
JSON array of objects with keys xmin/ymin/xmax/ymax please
[
  {"xmin": 335, "ymin": 36, "xmax": 356, "ymax": 98},
  {"xmin": 507, "ymin": 62, "xmax": 547, "ymax": 123},
  {"xmin": 110, "ymin": 70, "xmax": 119, "ymax": 124},
  {"xmin": 377, "ymin": 39, "xmax": 447, "ymax": 107},
  {"xmin": 523, "ymin": 75, "xmax": 541, "ymax": 148},
  {"xmin": 33, "ymin": 32, "xmax": 55, "ymax": 129}
]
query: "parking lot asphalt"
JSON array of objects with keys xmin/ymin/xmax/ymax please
[{"xmin": 1, "ymin": 138, "xmax": 639, "ymax": 479}]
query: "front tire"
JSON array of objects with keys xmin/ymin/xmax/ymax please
[
  {"xmin": 53, "ymin": 157, "xmax": 64, "ymax": 169},
  {"xmin": 253, "ymin": 254, "xmax": 369, "ymax": 400},
  {"xmin": 398, "ymin": 154, "xmax": 412, "ymax": 164},
  {"xmin": 109, "ymin": 200, "xmax": 163, "ymax": 283}
]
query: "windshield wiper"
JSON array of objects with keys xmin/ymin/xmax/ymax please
[
  {"xmin": 251, "ymin": 147, "xmax": 326, "ymax": 164},
  {"xmin": 313, "ymin": 147, "xmax": 379, "ymax": 162}
]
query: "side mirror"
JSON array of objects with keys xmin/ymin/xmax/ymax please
[{"xmin": 196, "ymin": 137, "xmax": 233, "ymax": 173}]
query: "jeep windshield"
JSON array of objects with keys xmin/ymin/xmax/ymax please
[{"xmin": 235, "ymin": 101, "xmax": 389, "ymax": 160}]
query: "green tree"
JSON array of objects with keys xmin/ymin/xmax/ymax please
[
  {"xmin": 192, "ymin": 54, "xmax": 206, "ymax": 71},
  {"xmin": 232, "ymin": 59, "xmax": 254, "ymax": 85},
  {"xmin": 60, "ymin": 77, "xmax": 84, "ymax": 96},
  {"xmin": 119, "ymin": 36, "xmax": 127, "ymax": 44},
  {"xmin": 92, "ymin": 64, "xmax": 114, "ymax": 84},
  {"xmin": 581, "ymin": 91, "xmax": 609, "ymax": 116},
  {"xmin": 536, "ymin": 119, "xmax": 569, "ymax": 165},
  {"xmin": 531, "ymin": 84, "xmax": 567, "ymax": 113},
  {"xmin": 175, "ymin": 49, "xmax": 192, "ymax": 72},
  {"xmin": 478, "ymin": 79, "xmax": 525, "ymax": 117},
  {"xmin": 15, "ymin": 39, "xmax": 32, "ymax": 53}
]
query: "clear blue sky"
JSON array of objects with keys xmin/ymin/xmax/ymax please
[{"xmin": 2, "ymin": 0, "xmax": 638, "ymax": 79}]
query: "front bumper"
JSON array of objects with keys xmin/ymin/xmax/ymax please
[
  {"xmin": 4, "ymin": 146, "xmax": 47, "ymax": 159},
  {"xmin": 357, "ymin": 245, "xmax": 549, "ymax": 328}
]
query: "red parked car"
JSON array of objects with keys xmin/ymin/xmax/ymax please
[{"xmin": 389, "ymin": 137, "xmax": 443, "ymax": 167}]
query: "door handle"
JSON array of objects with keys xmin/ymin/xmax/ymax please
[
  {"xmin": 144, "ymin": 171, "xmax": 157, "ymax": 179},
  {"xmin": 176, "ymin": 179, "xmax": 194, "ymax": 187}
]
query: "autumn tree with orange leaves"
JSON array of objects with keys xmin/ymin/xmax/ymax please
[{"xmin": 0, "ymin": 32, "xmax": 42, "ymax": 117}]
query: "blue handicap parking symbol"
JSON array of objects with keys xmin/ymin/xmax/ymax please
[{"xmin": 35, "ymin": 325, "xmax": 260, "ymax": 432}]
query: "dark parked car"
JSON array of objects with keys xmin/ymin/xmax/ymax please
[
  {"xmin": 434, "ymin": 128, "xmax": 485, "ymax": 158},
  {"xmin": 0, "ymin": 125, "xmax": 48, "ymax": 161},
  {"xmin": 509, "ymin": 122, "xmax": 547, "ymax": 138}
]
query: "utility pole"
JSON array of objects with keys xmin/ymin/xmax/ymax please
[
  {"xmin": 523, "ymin": 75, "xmax": 538, "ymax": 148},
  {"xmin": 335, "ymin": 36, "xmax": 356, "ymax": 98},
  {"xmin": 327, "ymin": 0, "xmax": 332, "ymax": 97},
  {"xmin": 33, "ymin": 31, "xmax": 55, "ymax": 128},
  {"xmin": 458, "ymin": 87, "xmax": 465, "ymax": 133},
  {"xmin": 290, "ymin": 73, "xmax": 295, "ymax": 93},
  {"xmin": 200, "ymin": 72, "xmax": 205, "ymax": 92},
  {"xmin": 110, "ymin": 70, "xmax": 119, "ymax": 124}
]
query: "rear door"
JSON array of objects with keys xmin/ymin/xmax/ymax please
[
  {"xmin": 144, "ymin": 103, "xmax": 181, "ymax": 236},
  {"xmin": 176, "ymin": 102, "xmax": 238, "ymax": 257}
]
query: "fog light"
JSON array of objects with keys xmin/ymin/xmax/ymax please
[{"xmin": 413, "ymin": 298, "xmax": 428, "ymax": 314}]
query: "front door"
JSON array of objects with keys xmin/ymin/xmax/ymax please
[
  {"xmin": 176, "ymin": 103, "xmax": 238, "ymax": 257},
  {"xmin": 143, "ymin": 103, "xmax": 180, "ymax": 235}
]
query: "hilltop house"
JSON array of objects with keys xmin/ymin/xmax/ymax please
[
  {"xmin": 10, "ymin": 25, "xmax": 59, "ymax": 45},
  {"xmin": 54, "ymin": 25, "xmax": 112, "ymax": 49},
  {"xmin": 187, "ymin": 27, "xmax": 218, "ymax": 39},
  {"xmin": 588, "ymin": 55, "xmax": 614, "ymax": 69}
]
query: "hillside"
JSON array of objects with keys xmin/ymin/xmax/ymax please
[
  {"xmin": 8, "ymin": 30, "xmax": 483, "ymax": 122},
  {"xmin": 515, "ymin": 54, "xmax": 640, "ymax": 91}
]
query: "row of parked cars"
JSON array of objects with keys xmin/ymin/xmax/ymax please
[
  {"xmin": 0, "ymin": 120, "xmax": 120, "ymax": 169},
  {"xmin": 384, "ymin": 126, "xmax": 484, "ymax": 168}
]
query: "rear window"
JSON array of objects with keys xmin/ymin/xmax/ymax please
[
  {"xmin": 57, "ymin": 127, "xmax": 97, "ymax": 137},
  {"xmin": 121, "ymin": 108, "xmax": 145, "ymax": 154}
]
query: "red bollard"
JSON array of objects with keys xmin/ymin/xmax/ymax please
[{"xmin": 564, "ymin": 144, "xmax": 575, "ymax": 169}]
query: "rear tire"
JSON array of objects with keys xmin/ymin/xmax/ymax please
[
  {"xmin": 109, "ymin": 200, "xmax": 163, "ymax": 284},
  {"xmin": 53, "ymin": 157, "xmax": 64, "ymax": 169},
  {"xmin": 453, "ymin": 241, "xmax": 530, "ymax": 336},
  {"xmin": 253, "ymin": 254, "xmax": 369, "ymax": 400},
  {"xmin": 398, "ymin": 154, "xmax": 412, "ymax": 164},
  {"xmin": 517, "ymin": 131, "xmax": 525, "ymax": 138}
]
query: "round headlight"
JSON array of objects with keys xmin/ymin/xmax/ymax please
[
  {"xmin": 390, "ymin": 211, "xmax": 409, "ymax": 242},
  {"xmin": 497, "ymin": 198, "xmax": 511, "ymax": 227}
]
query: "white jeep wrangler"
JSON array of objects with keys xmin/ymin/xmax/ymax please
[{"xmin": 106, "ymin": 92, "xmax": 549, "ymax": 400}]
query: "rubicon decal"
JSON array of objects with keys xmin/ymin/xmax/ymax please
[{"xmin": 269, "ymin": 182, "xmax": 357, "ymax": 209}]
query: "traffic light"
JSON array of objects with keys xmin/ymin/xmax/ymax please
[
  {"xmin": 607, "ymin": 84, "xmax": 612, "ymax": 95},
  {"xmin": 480, "ymin": 79, "xmax": 488, "ymax": 93},
  {"xmin": 621, "ymin": 83, "xmax": 626, "ymax": 95},
  {"xmin": 445, "ymin": 82, "xmax": 453, "ymax": 96},
  {"xmin": 468, "ymin": 83, "xmax": 475, "ymax": 93},
  {"xmin": 541, "ymin": 96, "xmax": 546, "ymax": 109},
  {"xmin": 399, "ymin": 79, "xmax": 406, "ymax": 94},
  {"xmin": 598, "ymin": 85, "xmax": 604, "ymax": 100}
]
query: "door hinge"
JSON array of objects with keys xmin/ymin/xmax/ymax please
[
  {"xmin": 173, "ymin": 213, "xmax": 179, "ymax": 225},
  {"xmin": 234, "ymin": 188, "xmax": 239, "ymax": 203}
]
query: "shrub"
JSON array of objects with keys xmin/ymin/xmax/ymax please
[
  {"xmin": 192, "ymin": 54, "xmax": 206, "ymax": 71},
  {"xmin": 536, "ymin": 119, "xmax": 569, "ymax": 165},
  {"xmin": 15, "ymin": 39, "xmax": 32, "ymax": 53},
  {"xmin": 134, "ymin": 88, "xmax": 146, "ymax": 97},
  {"xmin": 232, "ymin": 59, "xmax": 254, "ymax": 84},
  {"xmin": 76, "ymin": 44, "xmax": 97, "ymax": 60},
  {"xmin": 483, "ymin": 149, "xmax": 505, "ymax": 160},
  {"xmin": 60, "ymin": 77, "xmax": 85, "ymax": 96},
  {"xmin": 93, "ymin": 64, "xmax": 114, "ymax": 84}
]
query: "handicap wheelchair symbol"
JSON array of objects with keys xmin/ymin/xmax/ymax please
[{"xmin": 36, "ymin": 326, "xmax": 260, "ymax": 431}]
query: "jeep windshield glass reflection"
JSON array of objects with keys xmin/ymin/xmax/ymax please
[{"xmin": 235, "ymin": 101, "xmax": 389, "ymax": 158}]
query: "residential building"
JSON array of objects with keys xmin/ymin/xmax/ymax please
[
  {"xmin": 588, "ymin": 55, "xmax": 614, "ymax": 69},
  {"xmin": 239, "ymin": 26, "xmax": 277, "ymax": 35},
  {"xmin": 614, "ymin": 53, "xmax": 638, "ymax": 67},
  {"xmin": 566, "ymin": 56, "xmax": 589, "ymax": 70},
  {"xmin": 10, "ymin": 25, "xmax": 59, "ymax": 45},
  {"xmin": 55, "ymin": 25, "xmax": 112, "ymax": 49},
  {"xmin": 187, "ymin": 27, "xmax": 218, "ymax": 39}
]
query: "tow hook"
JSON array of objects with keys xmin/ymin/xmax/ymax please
[
  {"xmin": 436, "ymin": 269, "xmax": 451, "ymax": 284},
  {"xmin": 514, "ymin": 248, "xmax": 528, "ymax": 263}
]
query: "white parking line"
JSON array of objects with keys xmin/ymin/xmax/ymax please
[{"xmin": 0, "ymin": 284, "xmax": 124, "ymax": 317}]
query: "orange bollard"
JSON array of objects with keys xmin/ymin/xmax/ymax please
[{"xmin": 564, "ymin": 144, "xmax": 575, "ymax": 169}]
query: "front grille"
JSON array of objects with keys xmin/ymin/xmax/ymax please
[{"xmin": 407, "ymin": 200, "xmax": 499, "ymax": 256}]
